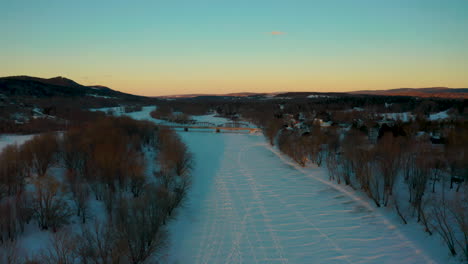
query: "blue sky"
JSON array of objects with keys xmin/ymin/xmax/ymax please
[{"xmin": 2, "ymin": 0, "xmax": 468, "ymax": 95}]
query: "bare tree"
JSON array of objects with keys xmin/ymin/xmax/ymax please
[
  {"xmin": 342, "ymin": 128, "xmax": 369, "ymax": 187},
  {"xmin": 0, "ymin": 240, "xmax": 23, "ymax": 264},
  {"xmin": 37, "ymin": 230, "xmax": 78, "ymax": 264},
  {"xmin": 156, "ymin": 128, "xmax": 193, "ymax": 215},
  {"xmin": 14, "ymin": 191, "xmax": 33, "ymax": 235},
  {"xmin": 278, "ymin": 131, "xmax": 308, "ymax": 167},
  {"xmin": 0, "ymin": 145, "xmax": 28, "ymax": 198},
  {"xmin": 409, "ymin": 146, "xmax": 431, "ymax": 227},
  {"xmin": 32, "ymin": 176, "xmax": 72, "ymax": 231},
  {"xmin": 62, "ymin": 128, "xmax": 89, "ymax": 176},
  {"xmin": 115, "ymin": 193, "xmax": 167, "ymax": 264},
  {"xmin": 393, "ymin": 195, "xmax": 408, "ymax": 224},
  {"xmin": 102, "ymin": 187, "xmax": 117, "ymax": 220},
  {"xmin": 375, "ymin": 133, "xmax": 402, "ymax": 206},
  {"xmin": 445, "ymin": 124, "xmax": 468, "ymax": 192},
  {"xmin": 75, "ymin": 220, "xmax": 126, "ymax": 264},
  {"xmin": 369, "ymin": 164, "xmax": 383, "ymax": 208},
  {"xmin": 433, "ymin": 195, "xmax": 458, "ymax": 256},
  {"xmin": 449, "ymin": 190, "xmax": 468, "ymax": 260},
  {"xmin": 307, "ymin": 123, "xmax": 325, "ymax": 166},
  {"xmin": 264, "ymin": 119, "xmax": 283, "ymax": 146},
  {"xmin": 429, "ymin": 152, "xmax": 445, "ymax": 193},
  {"xmin": 353, "ymin": 148, "xmax": 381, "ymax": 207},
  {"xmin": 326, "ymin": 151, "xmax": 339, "ymax": 183},
  {"xmin": 125, "ymin": 151, "xmax": 146, "ymax": 198},
  {"xmin": 158, "ymin": 129, "xmax": 188, "ymax": 175},
  {"xmin": 66, "ymin": 170, "xmax": 90, "ymax": 224},
  {"xmin": 22, "ymin": 133, "xmax": 59, "ymax": 177}
]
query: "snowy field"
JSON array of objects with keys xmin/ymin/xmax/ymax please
[{"xmin": 164, "ymin": 131, "xmax": 452, "ymax": 264}]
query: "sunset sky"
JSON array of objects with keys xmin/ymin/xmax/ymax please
[{"xmin": 2, "ymin": 0, "xmax": 468, "ymax": 96}]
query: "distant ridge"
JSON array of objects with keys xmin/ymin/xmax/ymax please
[
  {"xmin": 350, "ymin": 87, "xmax": 468, "ymax": 98},
  {"xmin": 159, "ymin": 87, "xmax": 468, "ymax": 99},
  {"xmin": 2, "ymin": 76, "xmax": 83, "ymax": 88},
  {"xmin": 2, "ymin": 76, "xmax": 466, "ymax": 99},
  {"xmin": 0, "ymin": 75, "xmax": 139, "ymax": 98},
  {"xmin": 157, "ymin": 92, "xmax": 271, "ymax": 98}
]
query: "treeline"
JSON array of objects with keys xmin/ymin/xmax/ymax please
[
  {"xmin": 0, "ymin": 93, "xmax": 160, "ymax": 134},
  {"xmin": 0, "ymin": 116, "xmax": 192, "ymax": 263},
  {"xmin": 0, "ymin": 107, "xmax": 107, "ymax": 134},
  {"xmin": 150, "ymin": 105, "xmax": 193, "ymax": 124}
]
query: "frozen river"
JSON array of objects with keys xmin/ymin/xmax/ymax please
[{"xmin": 165, "ymin": 132, "xmax": 439, "ymax": 264}]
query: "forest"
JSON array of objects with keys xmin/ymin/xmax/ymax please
[{"xmin": 0, "ymin": 116, "xmax": 192, "ymax": 263}]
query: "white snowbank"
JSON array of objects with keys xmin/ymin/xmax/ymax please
[
  {"xmin": 307, "ymin": 94, "xmax": 330, "ymax": 98},
  {"xmin": 86, "ymin": 94, "xmax": 116, "ymax": 99},
  {"xmin": 429, "ymin": 110, "xmax": 449, "ymax": 121},
  {"xmin": 90, "ymin": 106, "xmax": 156, "ymax": 120},
  {"xmin": 0, "ymin": 134, "xmax": 34, "ymax": 152},
  {"xmin": 380, "ymin": 112, "xmax": 415, "ymax": 122}
]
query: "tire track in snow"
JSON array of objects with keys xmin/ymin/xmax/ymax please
[
  {"xmin": 261, "ymin": 143, "xmax": 437, "ymax": 264},
  {"xmin": 223, "ymin": 178, "xmax": 258, "ymax": 264},
  {"xmin": 220, "ymin": 145, "xmax": 261, "ymax": 264},
  {"xmin": 195, "ymin": 181, "xmax": 219, "ymax": 263},
  {"xmin": 237, "ymin": 144, "xmax": 290, "ymax": 264},
  {"xmin": 202, "ymin": 173, "xmax": 230, "ymax": 263},
  {"xmin": 168, "ymin": 133, "xmax": 440, "ymax": 264},
  {"xmin": 212, "ymin": 170, "xmax": 237, "ymax": 263},
  {"xmin": 241, "ymin": 146, "xmax": 355, "ymax": 264}
]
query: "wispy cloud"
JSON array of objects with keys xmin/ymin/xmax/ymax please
[{"xmin": 269, "ymin": 31, "xmax": 286, "ymax": 35}]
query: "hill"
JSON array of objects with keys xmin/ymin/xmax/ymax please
[
  {"xmin": 0, "ymin": 75, "xmax": 138, "ymax": 99},
  {"xmin": 350, "ymin": 87, "xmax": 468, "ymax": 99},
  {"xmin": 159, "ymin": 88, "xmax": 468, "ymax": 99}
]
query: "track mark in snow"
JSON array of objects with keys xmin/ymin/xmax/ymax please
[
  {"xmin": 239, "ymin": 144, "xmax": 353, "ymax": 264},
  {"xmin": 262, "ymin": 143, "xmax": 437, "ymax": 264},
  {"xmin": 167, "ymin": 134, "xmax": 440, "ymax": 264}
]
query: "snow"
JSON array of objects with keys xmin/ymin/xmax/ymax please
[
  {"xmin": 90, "ymin": 106, "xmax": 251, "ymax": 127},
  {"xmin": 0, "ymin": 134, "xmax": 34, "ymax": 152},
  {"xmin": 380, "ymin": 112, "xmax": 414, "ymax": 122},
  {"xmin": 307, "ymin": 95, "xmax": 330, "ymax": 98},
  {"xmin": 86, "ymin": 94, "xmax": 116, "ymax": 99},
  {"xmin": 89, "ymin": 106, "xmax": 124, "ymax": 116},
  {"xmin": 263, "ymin": 97, "xmax": 292, "ymax": 100},
  {"xmin": 90, "ymin": 106, "xmax": 156, "ymax": 120},
  {"xmin": 164, "ymin": 131, "xmax": 452, "ymax": 264},
  {"xmin": 90, "ymin": 105, "xmax": 457, "ymax": 263},
  {"xmin": 17, "ymin": 224, "xmax": 54, "ymax": 255},
  {"xmin": 124, "ymin": 106, "xmax": 157, "ymax": 121},
  {"xmin": 122, "ymin": 107, "xmax": 238, "ymax": 127},
  {"xmin": 191, "ymin": 114, "xmax": 230, "ymax": 125},
  {"xmin": 429, "ymin": 110, "xmax": 449, "ymax": 121},
  {"xmin": 3, "ymin": 106, "xmax": 456, "ymax": 263}
]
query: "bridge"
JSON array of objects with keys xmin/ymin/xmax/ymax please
[
  {"xmin": 220, "ymin": 122, "xmax": 251, "ymax": 128},
  {"xmin": 158, "ymin": 121, "xmax": 261, "ymax": 133}
]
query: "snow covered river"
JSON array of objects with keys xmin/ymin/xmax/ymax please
[{"xmin": 165, "ymin": 132, "xmax": 440, "ymax": 264}]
